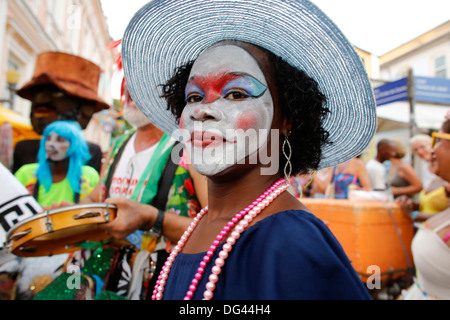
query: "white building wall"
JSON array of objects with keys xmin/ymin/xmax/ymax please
[
  {"xmin": 380, "ymin": 27, "xmax": 450, "ymax": 81},
  {"xmin": 0, "ymin": 0, "xmax": 115, "ymax": 117}
]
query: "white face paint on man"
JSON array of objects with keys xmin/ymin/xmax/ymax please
[
  {"xmin": 45, "ymin": 132, "xmax": 71, "ymax": 162},
  {"xmin": 123, "ymin": 88, "xmax": 152, "ymax": 128},
  {"xmin": 179, "ymin": 44, "xmax": 275, "ymax": 176}
]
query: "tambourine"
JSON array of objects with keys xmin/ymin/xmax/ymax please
[{"xmin": 6, "ymin": 203, "xmax": 116, "ymax": 257}]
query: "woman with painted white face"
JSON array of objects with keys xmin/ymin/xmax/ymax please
[
  {"xmin": 14, "ymin": 121, "xmax": 99, "ymax": 209},
  {"xmin": 122, "ymin": 0, "xmax": 377, "ymax": 300},
  {"xmin": 151, "ymin": 41, "xmax": 372, "ymax": 300},
  {"xmin": 181, "ymin": 44, "xmax": 274, "ymax": 177}
]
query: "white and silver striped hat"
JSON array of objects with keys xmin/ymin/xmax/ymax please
[{"xmin": 122, "ymin": 0, "xmax": 377, "ymax": 169}]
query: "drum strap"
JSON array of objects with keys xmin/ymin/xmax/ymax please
[
  {"xmin": 151, "ymin": 141, "xmax": 180, "ymax": 211},
  {"xmin": 32, "ymin": 181, "xmax": 80, "ymax": 204}
]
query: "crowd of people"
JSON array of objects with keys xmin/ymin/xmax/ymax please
[
  {"xmin": 289, "ymin": 135, "xmax": 445, "ymax": 204},
  {"xmin": 0, "ymin": 0, "xmax": 449, "ymax": 301}
]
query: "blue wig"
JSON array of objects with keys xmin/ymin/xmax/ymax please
[{"xmin": 36, "ymin": 121, "xmax": 91, "ymax": 193}]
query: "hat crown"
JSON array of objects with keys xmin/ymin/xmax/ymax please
[
  {"xmin": 33, "ymin": 52, "xmax": 100, "ymax": 92},
  {"xmin": 17, "ymin": 51, "xmax": 110, "ymax": 112}
]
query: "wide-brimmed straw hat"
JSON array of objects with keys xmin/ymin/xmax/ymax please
[
  {"xmin": 17, "ymin": 52, "xmax": 110, "ymax": 112},
  {"xmin": 122, "ymin": 0, "xmax": 377, "ymax": 169}
]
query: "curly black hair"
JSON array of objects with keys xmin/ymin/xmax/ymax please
[{"xmin": 160, "ymin": 47, "xmax": 331, "ymax": 176}]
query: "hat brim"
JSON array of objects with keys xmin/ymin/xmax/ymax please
[
  {"xmin": 17, "ymin": 73, "xmax": 110, "ymax": 113},
  {"xmin": 122, "ymin": 0, "xmax": 377, "ymax": 169}
]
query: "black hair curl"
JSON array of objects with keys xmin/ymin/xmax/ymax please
[
  {"xmin": 160, "ymin": 50, "xmax": 331, "ymax": 176},
  {"xmin": 269, "ymin": 53, "xmax": 331, "ymax": 175}
]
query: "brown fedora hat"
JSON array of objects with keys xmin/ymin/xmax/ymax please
[{"xmin": 17, "ymin": 52, "xmax": 110, "ymax": 112}]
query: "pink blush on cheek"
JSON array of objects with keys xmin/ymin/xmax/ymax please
[
  {"xmin": 235, "ymin": 110, "xmax": 259, "ymax": 131},
  {"xmin": 179, "ymin": 115, "xmax": 185, "ymax": 129}
]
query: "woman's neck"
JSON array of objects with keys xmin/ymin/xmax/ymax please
[
  {"xmin": 134, "ymin": 123, "xmax": 164, "ymax": 153},
  {"xmin": 205, "ymin": 166, "xmax": 282, "ymax": 222},
  {"xmin": 50, "ymin": 159, "xmax": 69, "ymax": 183},
  {"xmin": 182, "ymin": 167, "xmax": 306, "ymax": 254}
]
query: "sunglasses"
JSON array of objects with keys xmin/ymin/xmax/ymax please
[{"xmin": 431, "ymin": 132, "xmax": 450, "ymax": 148}]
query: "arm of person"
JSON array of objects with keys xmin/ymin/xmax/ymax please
[
  {"xmin": 391, "ymin": 163, "xmax": 423, "ymax": 196},
  {"xmin": 395, "ymin": 195, "xmax": 432, "ymax": 222},
  {"xmin": 311, "ymin": 168, "xmax": 333, "ymax": 194},
  {"xmin": 355, "ymin": 160, "xmax": 372, "ymax": 190},
  {"xmin": 100, "ymin": 197, "xmax": 192, "ymax": 244}
]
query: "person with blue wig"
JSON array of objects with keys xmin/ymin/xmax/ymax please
[{"xmin": 14, "ymin": 120, "xmax": 99, "ymax": 208}]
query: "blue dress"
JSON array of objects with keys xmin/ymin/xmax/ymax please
[{"xmin": 162, "ymin": 210, "xmax": 371, "ymax": 300}]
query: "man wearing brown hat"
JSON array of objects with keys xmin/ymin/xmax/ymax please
[{"xmin": 12, "ymin": 52, "xmax": 110, "ymax": 173}]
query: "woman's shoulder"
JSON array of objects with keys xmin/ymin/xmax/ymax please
[
  {"xmin": 248, "ymin": 209, "xmax": 341, "ymax": 250},
  {"xmin": 14, "ymin": 163, "xmax": 39, "ymax": 186},
  {"xmin": 81, "ymin": 165, "xmax": 99, "ymax": 175},
  {"xmin": 257, "ymin": 209, "xmax": 326, "ymax": 228},
  {"xmin": 81, "ymin": 165, "xmax": 100, "ymax": 182},
  {"xmin": 17, "ymin": 163, "xmax": 39, "ymax": 170},
  {"xmin": 396, "ymin": 160, "xmax": 410, "ymax": 171},
  {"xmin": 14, "ymin": 163, "xmax": 39, "ymax": 177},
  {"xmin": 231, "ymin": 209, "xmax": 370, "ymax": 299},
  {"xmin": 246, "ymin": 209, "xmax": 356, "ymax": 266},
  {"xmin": 266, "ymin": 209, "xmax": 322, "ymax": 225},
  {"xmin": 425, "ymin": 207, "xmax": 450, "ymax": 230},
  {"xmin": 350, "ymin": 157, "xmax": 368, "ymax": 171}
]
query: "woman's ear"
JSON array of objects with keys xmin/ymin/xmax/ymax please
[{"xmin": 281, "ymin": 118, "xmax": 292, "ymax": 137}]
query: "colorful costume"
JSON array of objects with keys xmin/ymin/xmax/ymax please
[{"xmin": 14, "ymin": 163, "xmax": 98, "ymax": 207}]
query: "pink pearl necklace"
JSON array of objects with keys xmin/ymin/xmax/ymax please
[{"xmin": 152, "ymin": 178, "xmax": 288, "ymax": 300}]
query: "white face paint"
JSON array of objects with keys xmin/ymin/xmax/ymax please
[
  {"xmin": 45, "ymin": 132, "xmax": 71, "ymax": 161},
  {"xmin": 123, "ymin": 89, "xmax": 152, "ymax": 128},
  {"xmin": 179, "ymin": 44, "xmax": 274, "ymax": 176}
]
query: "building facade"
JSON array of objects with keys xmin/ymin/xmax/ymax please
[
  {"xmin": 0, "ymin": 0, "xmax": 115, "ymax": 116},
  {"xmin": 351, "ymin": 22, "xmax": 450, "ymax": 165},
  {"xmin": 380, "ymin": 20, "xmax": 450, "ymax": 81},
  {"xmin": 375, "ymin": 20, "xmax": 450, "ymax": 131}
]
